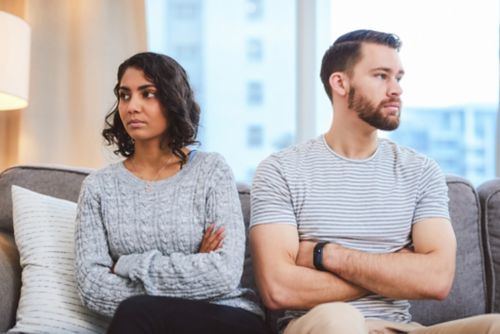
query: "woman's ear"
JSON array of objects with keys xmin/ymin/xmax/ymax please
[{"xmin": 329, "ymin": 72, "xmax": 349, "ymax": 97}]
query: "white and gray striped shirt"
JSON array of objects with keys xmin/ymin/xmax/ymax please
[{"xmin": 250, "ymin": 135, "xmax": 449, "ymax": 325}]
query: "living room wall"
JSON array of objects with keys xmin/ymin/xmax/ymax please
[{"xmin": 0, "ymin": 0, "xmax": 147, "ymax": 171}]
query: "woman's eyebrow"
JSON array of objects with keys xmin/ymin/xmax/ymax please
[
  {"xmin": 138, "ymin": 84, "xmax": 156, "ymax": 90},
  {"xmin": 118, "ymin": 84, "xmax": 155, "ymax": 91}
]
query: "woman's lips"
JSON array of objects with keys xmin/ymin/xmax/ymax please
[{"xmin": 127, "ymin": 120, "xmax": 146, "ymax": 128}]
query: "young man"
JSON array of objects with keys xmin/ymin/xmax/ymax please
[{"xmin": 250, "ymin": 29, "xmax": 500, "ymax": 334}]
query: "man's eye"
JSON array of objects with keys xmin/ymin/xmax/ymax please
[{"xmin": 376, "ymin": 73, "xmax": 387, "ymax": 80}]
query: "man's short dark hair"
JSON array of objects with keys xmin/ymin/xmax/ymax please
[{"xmin": 320, "ymin": 29, "xmax": 402, "ymax": 101}]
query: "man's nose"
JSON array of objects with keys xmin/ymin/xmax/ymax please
[{"xmin": 388, "ymin": 79, "xmax": 403, "ymax": 97}]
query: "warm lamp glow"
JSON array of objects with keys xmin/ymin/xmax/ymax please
[{"xmin": 0, "ymin": 11, "xmax": 31, "ymax": 111}]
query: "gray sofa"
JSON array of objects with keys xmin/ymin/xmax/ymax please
[{"xmin": 0, "ymin": 165, "xmax": 499, "ymax": 333}]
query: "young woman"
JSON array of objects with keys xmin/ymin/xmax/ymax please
[{"xmin": 75, "ymin": 52, "xmax": 267, "ymax": 334}]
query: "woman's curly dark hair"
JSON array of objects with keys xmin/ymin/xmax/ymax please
[{"xmin": 102, "ymin": 52, "xmax": 200, "ymax": 165}]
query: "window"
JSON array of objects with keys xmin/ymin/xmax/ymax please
[
  {"xmin": 247, "ymin": 125, "xmax": 264, "ymax": 147},
  {"xmin": 321, "ymin": 0, "xmax": 499, "ymax": 185},
  {"xmin": 246, "ymin": 0, "xmax": 263, "ymax": 20},
  {"xmin": 247, "ymin": 81, "xmax": 264, "ymax": 106},
  {"xmin": 146, "ymin": 0, "xmax": 296, "ymax": 183},
  {"xmin": 247, "ymin": 38, "xmax": 263, "ymax": 62},
  {"xmin": 174, "ymin": 45, "xmax": 199, "ymax": 60},
  {"xmin": 171, "ymin": 1, "xmax": 199, "ymax": 20},
  {"xmin": 147, "ymin": 0, "xmax": 498, "ymax": 185}
]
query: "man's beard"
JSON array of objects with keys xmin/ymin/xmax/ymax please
[{"xmin": 348, "ymin": 87, "xmax": 401, "ymax": 131}]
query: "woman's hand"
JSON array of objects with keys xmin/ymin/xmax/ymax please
[{"xmin": 199, "ymin": 224, "xmax": 225, "ymax": 253}]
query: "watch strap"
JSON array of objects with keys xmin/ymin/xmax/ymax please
[{"xmin": 313, "ymin": 241, "xmax": 329, "ymax": 271}]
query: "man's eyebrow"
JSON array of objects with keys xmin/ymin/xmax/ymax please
[{"xmin": 372, "ymin": 67, "xmax": 405, "ymax": 76}]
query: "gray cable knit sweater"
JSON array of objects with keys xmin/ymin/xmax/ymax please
[{"xmin": 75, "ymin": 151, "xmax": 262, "ymax": 318}]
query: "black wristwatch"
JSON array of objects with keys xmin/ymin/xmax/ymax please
[{"xmin": 313, "ymin": 241, "xmax": 329, "ymax": 271}]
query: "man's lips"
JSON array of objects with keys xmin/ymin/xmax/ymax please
[
  {"xmin": 383, "ymin": 103, "xmax": 400, "ymax": 109},
  {"xmin": 381, "ymin": 99, "xmax": 401, "ymax": 114}
]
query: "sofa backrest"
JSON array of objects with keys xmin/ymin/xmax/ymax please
[
  {"xmin": 0, "ymin": 165, "xmax": 260, "ymax": 331},
  {"xmin": 409, "ymin": 175, "xmax": 491, "ymax": 325},
  {"xmin": 0, "ymin": 166, "xmax": 495, "ymax": 332},
  {"xmin": 0, "ymin": 165, "xmax": 91, "ymax": 234}
]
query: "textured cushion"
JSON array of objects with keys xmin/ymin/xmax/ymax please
[
  {"xmin": 0, "ymin": 165, "xmax": 91, "ymax": 332},
  {"xmin": 410, "ymin": 175, "xmax": 489, "ymax": 325},
  {"xmin": 478, "ymin": 178, "xmax": 500, "ymax": 312},
  {"xmin": 0, "ymin": 165, "xmax": 91, "ymax": 233},
  {"xmin": 11, "ymin": 186, "xmax": 108, "ymax": 333}
]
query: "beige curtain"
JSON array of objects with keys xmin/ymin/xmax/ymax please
[
  {"xmin": 0, "ymin": 0, "xmax": 24, "ymax": 171},
  {"xmin": 0, "ymin": 0, "xmax": 147, "ymax": 171}
]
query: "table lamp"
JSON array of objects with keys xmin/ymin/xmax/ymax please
[{"xmin": 0, "ymin": 11, "xmax": 31, "ymax": 111}]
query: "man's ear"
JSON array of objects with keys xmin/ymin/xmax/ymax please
[{"xmin": 329, "ymin": 72, "xmax": 349, "ymax": 97}]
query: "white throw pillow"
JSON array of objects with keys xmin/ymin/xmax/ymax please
[{"xmin": 10, "ymin": 186, "xmax": 108, "ymax": 334}]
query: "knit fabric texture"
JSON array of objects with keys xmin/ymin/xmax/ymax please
[{"xmin": 75, "ymin": 151, "xmax": 262, "ymax": 318}]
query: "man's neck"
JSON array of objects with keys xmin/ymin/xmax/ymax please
[{"xmin": 324, "ymin": 121, "xmax": 379, "ymax": 160}]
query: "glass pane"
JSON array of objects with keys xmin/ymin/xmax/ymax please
[
  {"xmin": 146, "ymin": 0, "xmax": 297, "ymax": 183},
  {"xmin": 323, "ymin": 0, "xmax": 499, "ymax": 185}
]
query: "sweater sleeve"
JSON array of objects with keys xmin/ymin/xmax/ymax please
[
  {"xmin": 75, "ymin": 176, "xmax": 145, "ymax": 317},
  {"xmin": 113, "ymin": 156, "xmax": 246, "ymax": 300}
]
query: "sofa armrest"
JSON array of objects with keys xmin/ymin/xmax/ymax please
[
  {"xmin": 0, "ymin": 232, "xmax": 21, "ymax": 332},
  {"xmin": 478, "ymin": 178, "xmax": 500, "ymax": 313},
  {"xmin": 410, "ymin": 175, "xmax": 489, "ymax": 324}
]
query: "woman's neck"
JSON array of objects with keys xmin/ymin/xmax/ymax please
[{"xmin": 125, "ymin": 146, "xmax": 187, "ymax": 181}]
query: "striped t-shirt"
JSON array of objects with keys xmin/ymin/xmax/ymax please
[{"xmin": 250, "ymin": 135, "xmax": 450, "ymax": 325}]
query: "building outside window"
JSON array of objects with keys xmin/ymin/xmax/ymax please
[
  {"xmin": 146, "ymin": 0, "xmax": 296, "ymax": 183},
  {"xmin": 247, "ymin": 125, "xmax": 264, "ymax": 147},
  {"xmin": 320, "ymin": 0, "xmax": 499, "ymax": 186},
  {"xmin": 247, "ymin": 38, "xmax": 263, "ymax": 62},
  {"xmin": 147, "ymin": 0, "xmax": 498, "ymax": 185},
  {"xmin": 246, "ymin": 81, "xmax": 264, "ymax": 106}
]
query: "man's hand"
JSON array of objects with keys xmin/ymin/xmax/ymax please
[{"xmin": 199, "ymin": 224, "xmax": 225, "ymax": 253}]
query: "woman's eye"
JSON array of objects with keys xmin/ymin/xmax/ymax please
[
  {"xmin": 119, "ymin": 92, "xmax": 130, "ymax": 101},
  {"xmin": 144, "ymin": 91, "xmax": 157, "ymax": 98}
]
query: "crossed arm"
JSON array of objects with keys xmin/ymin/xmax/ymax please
[
  {"xmin": 250, "ymin": 224, "xmax": 368, "ymax": 310},
  {"xmin": 250, "ymin": 217, "xmax": 456, "ymax": 310}
]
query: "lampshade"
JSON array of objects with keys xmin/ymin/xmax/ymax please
[{"xmin": 0, "ymin": 11, "xmax": 31, "ymax": 111}]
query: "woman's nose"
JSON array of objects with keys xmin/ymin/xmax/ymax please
[{"xmin": 127, "ymin": 95, "xmax": 141, "ymax": 113}]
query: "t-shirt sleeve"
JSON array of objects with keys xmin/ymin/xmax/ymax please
[
  {"xmin": 250, "ymin": 154, "xmax": 296, "ymax": 227},
  {"xmin": 413, "ymin": 158, "xmax": 450, "ymax": 223}
]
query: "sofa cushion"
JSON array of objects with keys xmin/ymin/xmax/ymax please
[
  {"xmin": 0, "ymin": 165, "xmax": 258, "ymax": 332},
  {"xmin": 478, "ymin": 178, "xmax": 500, "ymax": 312},
  {"xmin": 0, "ymin": 165, "xmax": 91, "ymax": 333},
  {"xmin": 409, "ymin": 175, "xmax": 490, "ymax": 325},
  {"xmin": 11, "ymin": 186, "xmax": 109, "ymax": 333}
]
